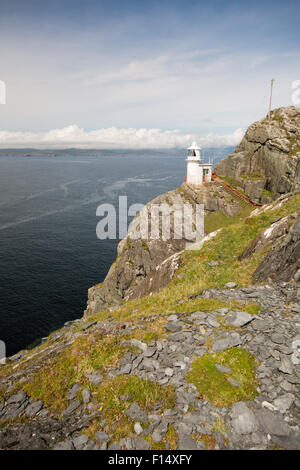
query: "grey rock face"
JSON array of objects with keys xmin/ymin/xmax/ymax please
[
  {"xmin": 53, "ymin": 440, "xmax": 75, "ymax": 450},
  {"xmin": 255, "ymin": 409, "xmax": 292, "ymax": 436},
  {"xmin": 72, "ymin": 434, "xmax": 89, "ymax": 449},
  {"xmin": 253, "ymin": 218, "xmax": 300, "ymax": 283},
  {"xmin": 215, "ymin": 364, "xmax": 232, "ymax": 374},
  {"xmin": 86, "ymin": 371, "xmax": 103, "ymax": 385},
  {"xmin": 231, "ymin": 402, "xmax": 259, "ymax": 434},
  {"xmin": 273, "ymin": 394, "xmax": 295, "ymax": 413},
  {"xmin": 95, "ymin": 431, "xmax": 110, "ymax": 443},
  {"xmin": 125, "ymin": 402, "xmax": 149, "ymax": 424},
  {"xmin": 62, "ymin": 400, "xmax": 81, "ymax": 416},
  {"xmin": 226, "ymin": 311, "xmax": 254, "ymax": 327},
  {"xmin": 177, "ymin": 433, "xmax": 200, "ymax": 450},
  {"xmin": 224, "ymin": 282, "xmax": 238, "ymax": 289},
  {"xmin": 211, "ymin": 332, "xmax": 242, "ymax": 352},
  {"xmin": 278, "ymin": 357, "xmax": 294, "ymax": 375},
  {"xmin": 81, "ymin": 388, "xmax": 92, "ymax": 404},
  {"xmin": 66, "ymin": 384, "xmax": 81, "ymax": 401},
  {"xmin": 7, "ymin": 391, "xmax": 27, "ymax": 405},
  {"xmin": 25, "ymin": 401, "xmax": 43, "ymax": 417},
  {"xmin": 215, "ymin": 106, "xmax": 300, "ymax": 202},
  {"xmin": 132, "ymin": 436, "xmax": 152, "ymax": 450}
]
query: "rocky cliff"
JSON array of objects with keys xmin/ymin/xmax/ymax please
[
  {"xmin": 215, "ymin": 106, "xmax": 300, "ymax": 203},
  {"xmin": 84, "ymin": 182, "xmax": 244, "ymax": 317}
]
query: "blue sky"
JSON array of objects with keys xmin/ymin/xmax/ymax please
[{"xmin": 0, "ymin": 0, "xmax": 299, "ymax": 148}]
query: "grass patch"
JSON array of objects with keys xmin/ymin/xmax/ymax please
[
  {"xmin": 240, "ymin": 173, "xmax": 264, "ymax": 181},
  {"xmin": 217, "ymin": 175, "xmax": 242, "ymax": 188},
  {"xmin": 186, "ymin": 347, "xmax": 258, "ymax": 407},
  {"xmin": 86, "ymin": 375, "xmax": 176, "ymax": 443},
  {"xmin": 261, "ymin": 189, "xmax": 272, "ymax": 198},
  {"xmin": 212, "ymin": 416, "xmax": 228, "ymax": 434},
  {"xmin": 204, "ymin": 205, "xmax": 252, "ymax": 234},
  {"xmin": 124, "ymin": 318, "xmax": 166, "ymax": 344},
  {"xmin": 23, "ymin": 333, "xmax": 127, "ymax": 412}
]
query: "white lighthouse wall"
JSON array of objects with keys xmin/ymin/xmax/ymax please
[{"xmin": 187, "ymin": 161, "xmax": 202, "ymax": 185}]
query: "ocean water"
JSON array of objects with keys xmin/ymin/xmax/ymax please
[{"xmin": 0, "ymin": 149, "xmax": 230, "ymax": 356}]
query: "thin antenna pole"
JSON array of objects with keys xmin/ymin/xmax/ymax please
[{"xmin": 268, "ymin": 79, "xmax": 275, "ymax": 121}]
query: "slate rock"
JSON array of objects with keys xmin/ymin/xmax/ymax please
[
  {"xmin": 109, "ymin": 442, "xmax": 121, "ymax": 450},
  {"xmin": 129, "ymin": 339, "xmax": 147, "ymax": 351},
  {"xmin": 224, "ymin": 282, "xmax": 238, "ymax": 289},
  {"xmin": 125, "ymin": 402, "xmax": 149, "ymax": 424},
  {"xmin": 82, "ymin": 388, "xmax": 92, "ymax": 404},
  {"xmin": 211, "ymin": 332, "xmax": 241, "ymax": 352},
  {"xmin": 207, "ymin": 318, "xmax": 220, "ymax": 328},
  {"xmin": 86, "ymin": 371, "xmax": 103, "ymax": 385},
  {"xmin": 215, "ymin": 364, "xmax": 232, "ymax": 374},
  {"xmin": 143, "ymin": 347, "xmax": 156, "ymax": 358},
  {"xmin": 95, "ymin": 431, "xmax": 110, "ymax": 443},
  {"xmin": 273, "ymin": 394, "xmax": 294, "ymax": 413},
  {"xmin": 226, "ymin": 311, "xmax": 254, "ymax": 327},
  {"xmin": 119, "ymin": 363, "xmax": 132, "ymax": 374},
  {"xmin": 252, "ymin": 319, "xmax": 271, "ymax": 331},
  {"xmin": 177, "ymin": 433, "xmax": 199, "ymax": 450},
  {"xmin": 53, "ymin": 440, "xmax": 75, "ymax": 450},
  {"xmin": 271, "ymin": 333, "xmax": 285, "ymax": 344},
  {"xmin": 62, "ymin": 400, "xmax": 81, "ymax": 416},
  {"xmin": 167, "ymin": 315, "xmax": 178, "ymax": 322},
  {"xmin": 278, "ymin": 357, "xmax": 293, "ymax": 374},
  {"xmin": 165, "ymin": 323, "xmax": 182, "ymax": 333},
  {"xmin": 134, "ymin": 422, "xmax": 143, "ymax": 435},
  {"xmin": 152, "ymin": 430, "xmax": 162, "ymax": 443},
  {"xmin": 255, "ymin": 409, "xmax": 292, "ymax": 436},
  {"xmin": 66, "ymin": 383, "xmax": 81, "ymax": 401},
  {"xmin": 133, "ymin": 436, "xmax": 152, "ymax": 450},
  {"xmin": 227, "ymin": 377, "xmax": 240, "ymax": 387},
  {"xmin": 231, "ymin": 402, "xmax": 259, "ymax": 434},
  {"xmin": 7, "ymin": 391, "xmax": 27, "ymax": 404},
  {"xmin": 72, "ymin": 434, "xmax": 89, "ymax": 449},
  {"xmin": 272, "ymin": 433, "xmax": 300, "ymax": 450},
  {"xmin": 25, "ymin": 400, "xmax": 43, "ymax": 417}
]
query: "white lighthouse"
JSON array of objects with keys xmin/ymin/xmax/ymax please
[{"xmin": 186, "ymin": 142, "xmax": 212, "ymax": 186}]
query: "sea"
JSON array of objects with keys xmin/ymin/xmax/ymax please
[{"xmin": 0, "ymin": 148, "xmax": 232, "ymax": 356}]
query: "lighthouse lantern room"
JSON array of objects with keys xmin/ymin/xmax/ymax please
[{"xmin": 186, "ymin": 142, "xmax": 212, "ymax": 186}]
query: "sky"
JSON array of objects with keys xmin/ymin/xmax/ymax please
[{"xmin": 0, "ymin": 0, "xmax": 299, "ymax": 148}]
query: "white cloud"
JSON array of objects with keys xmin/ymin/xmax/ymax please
[{"xmin": 0, "ymin": 125, "xmax": 244, "ymax": 149}]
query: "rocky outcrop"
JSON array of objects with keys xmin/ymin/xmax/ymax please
[
  {"xmin": 84, "ymin": 182, "xmax": 242, "ymax": 317},
  {"xmin": 253, "ymin": 218, "xmax": 300, "ymax": 283},
  {"xmin": 215, "ymin": 106, "xmax": 300, "ymax": 202}
]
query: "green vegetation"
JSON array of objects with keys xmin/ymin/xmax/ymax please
[
  {"xmin": 124, "ymin": 318, "xmax": 167, "ymax": 343},
  {"xmin": 217, "ymin": 175, "xmax": 242, "ymax": 188},
  {"xmin": 261, "ymin": 189, "xmax": 272, "ymax": 198},
  {"xmin": 204, "ymin": 205, "xmax": 252, "ymax": 234},
  {"xmin": 87, "ymin": 375, "xmax": 176, "ymax": 443},
  {"xmin": 240, "ymin": 173, "xmax": 264, "ymax": 181},
  {"xmin": 186, "ymin": 348, "xmax": 257, "ymax": 407},
  {"xmin": 289, "ymin": 136, "xmax": 300, "ymax": 157},
  {"xmin": 24, "ymin": 333, "xmax": 128, "ymax": 412}
]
